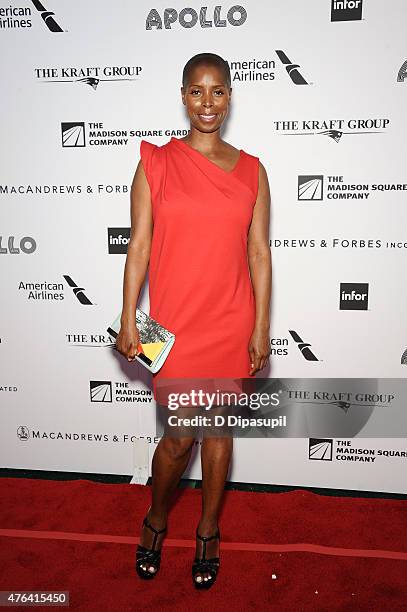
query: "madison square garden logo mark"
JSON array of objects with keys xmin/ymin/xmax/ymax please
[
  {"xmin": 309, "ymin": 438, "xmax": 333, "ymax": 460},
  {"xmin": 61, "ymin": 122, "xmax": 85, "ymax": 147},
  {"xmin": 331, "ymin": 0, "xmax": 363, "ymax": 22},
  {"xmin": 298, "ymin": 175, "xmax": 323, "ymax": 201},
  {"xmin": 90, "ymin": 381, "xmax": 112, "ymax": 403}
]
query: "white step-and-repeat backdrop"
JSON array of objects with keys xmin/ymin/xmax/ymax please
[{"xmin": 1, "ymin": 0, "xmax": 406, "ymax": 493}]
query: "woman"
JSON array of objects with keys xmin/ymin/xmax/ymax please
[{"xmin": 116, "ymin": 52, "xmax": 271, "ymax": 589}]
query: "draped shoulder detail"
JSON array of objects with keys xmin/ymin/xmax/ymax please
[
  {"xmin": 240, "ymin": 150, "xmax": 260, "ymax": 204},
  {"xmin": 140, "ymin": 139, "xmax": 158, "ymax": 193},
  {"xmin": 167, "ymin": 137, "xmax": 255, "ymax": 203}
]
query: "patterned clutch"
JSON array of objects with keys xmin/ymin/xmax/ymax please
[{"xmin": 107, "ymin": 309, "xmax": 175, "ymax": 373}]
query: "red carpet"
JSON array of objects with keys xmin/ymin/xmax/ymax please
[{"xmin": 1, "ymin": 477, "xmax": 406, "ymax": 610}]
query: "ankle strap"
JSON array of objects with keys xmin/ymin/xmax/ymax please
[
  {"xmin": 196, "ymin": 528, "xmax": 220, "ymax": 563},
  {"xmin": 143, "ymin": 516, "xmax": 167, "ymax": 536},
  {"xmin": 142, "ymin": 516, "xmax": 167, "ymax": 552},
  {"xmin": 196, "ymin": 527, "xmax": 220, "ymax": 542}
]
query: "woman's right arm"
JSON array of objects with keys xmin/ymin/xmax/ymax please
[{"xmin": 116, "ymin": 158, "xmax": 153, "ymax": 361}]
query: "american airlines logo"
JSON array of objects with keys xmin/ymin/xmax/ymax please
[
  {"xmin": 0, "ymin": 0, "xmax": 64, "ymax": 31},
  {"xmin": 289, "ymin": 331, "xmax": 319, "ymax": 361},
  {"xmin": 227, "ymin": 50, "xmax": 310, "ymax": 86},
  {"xmin": 18, "ymin": 276, "xmax": 93, "ymax": 303},
  {"xmin": 63, "ymin": 275, "xmax": 94, "ymax": 305},
  {"xmin": 31, "ymin": 0, "xmax": 64, "ymax": 32},
  {"xmin": 275, "ymin": 50, "xmax": 309, "ymax": 85}
]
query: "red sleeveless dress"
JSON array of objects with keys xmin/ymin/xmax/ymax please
[{"xmin": 140, "ymin": 136, "xmax": 259, "ymax": 403}]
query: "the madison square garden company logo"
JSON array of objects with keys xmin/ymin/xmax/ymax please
[
  {"xmin": 61, "ymin": 122, "xmax": 134, "ymax": 148},
  {"xmin": 309, "ymin": 438, "xmax": 406, "ymax": 465},
  {"xmin": 297, "ymin": 172, "xmax": 405, "ymax": 202},
  {"xmin": 60, "ymin": 122, "xmax": 158, "ymax": 148},
  {"xmin": 89, "ymin": 381, "xmax": 153, "ymax": 404}
]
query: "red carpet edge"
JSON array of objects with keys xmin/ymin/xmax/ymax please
[{"xmin": 1, "ymin": 528, "xmax": 406, "ymax": 561}]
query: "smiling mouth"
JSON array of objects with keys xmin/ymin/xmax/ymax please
[{"xmin": 198, "ymin": 114, "xmax": 217, "ymax": 121}]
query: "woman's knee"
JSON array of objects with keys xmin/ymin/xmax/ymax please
[{"xmin": 162, "ymin": 436, "xmax": 195, "ymax": 460}]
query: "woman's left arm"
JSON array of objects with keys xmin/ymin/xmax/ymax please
[{"xmin": 247, "ymin": 161, "xmax": 272, "ymax": 375}]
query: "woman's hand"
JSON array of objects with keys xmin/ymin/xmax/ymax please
[
  {"xmin": 115, "ymin": 321, "xmax": 142, "ymax": 362},
  {"xmin": 248, "ymin": 326, "xmax": 270, "ymax": 375}
]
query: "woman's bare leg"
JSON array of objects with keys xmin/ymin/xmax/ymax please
[
  {"xmin": 139, "ymin": 434, "xmax": 195, "ymax": 573},
  {"xmin": 194, "ymin": 436, "xmax": 233, "ymax": 583}
]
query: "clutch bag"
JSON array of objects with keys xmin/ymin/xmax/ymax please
[{"xmin": 107, "ymin": 309, "xmax": 175, "ymax": 373}]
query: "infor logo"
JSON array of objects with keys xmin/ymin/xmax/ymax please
[
  {"xmin": 331, "ymin": 0, "xmax": 363, "ymax": 22},
  {"xmin": 339, "ymin": 283, "xmax": 369, "ymax": 310}
]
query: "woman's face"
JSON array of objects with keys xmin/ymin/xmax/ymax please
[{"xmin": 181, "ymin": 63, "xmax": 231, "ymax": 134}]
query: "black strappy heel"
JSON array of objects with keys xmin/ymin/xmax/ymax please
[
  {"xmin": 135, "ymin": 514, "xmax": 167, "ymax": 580},
  {"xmin": 192, "ymin": 527, "xmax": 220, "ymax": 589}
]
